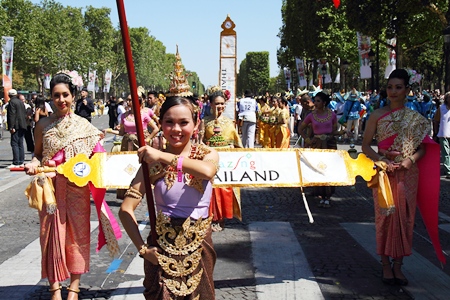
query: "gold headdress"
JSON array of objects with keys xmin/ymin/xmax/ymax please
[{"xmin": 167, "ymin": 45, "xmax": 193, "ymax": 97}]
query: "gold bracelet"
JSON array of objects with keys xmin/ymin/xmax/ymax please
[
  {"xmin": 408, "ymin": 156, "xmax": 416, "ymax": 164},
  {"xmin": 138, "ymin": 243, "xmax": 148, "ymax": 258},
  {"xmin": 124, "ymin": 186, "xmax": 142, "ymax": 200}
]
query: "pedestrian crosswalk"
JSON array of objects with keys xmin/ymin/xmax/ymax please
[
  {"xmin": 0, "ymin": 185, "xmax": 450, "ymax": 300},
  {"xmin": 1, "ymin": 209, "xmax": 450, "ymax": 299}
]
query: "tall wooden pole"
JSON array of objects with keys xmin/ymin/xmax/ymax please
[{"xmin": 116, "ymin": 0, "xmax": 157, "ymax": 245}]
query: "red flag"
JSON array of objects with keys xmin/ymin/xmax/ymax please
[{"xmin": 333, "ymin": 0, "xmax": 340, "ymax": 9}]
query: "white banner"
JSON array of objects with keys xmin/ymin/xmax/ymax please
[
  {"xmin": 87, "ymin": 69, "xmax": 96, "ymax": 91},
  {"xmin": 103, "ymin": 69, "xmax": 112, "ymax": 93},
  {"xmin": 295, "ymin": 58, "xmax": 307, "ymax": 87},
  {"xmin": 1, "ymin": 36, "xmax": 14, "ymax": 88},
  {"xmin": 385, "ymin": 38, "xmax": 396, "ymax": 78},
  {"xmin": 54, "ymin": 149, "xmax": 376, "ymax": 189},
  {"xmin": 220, "ymin": 57, "xmax": 236, "ymax": 121},
  {"xmin": 357, "ymin": 32, "xmax": 371, "ymax": 79},
  {"xmin": 44, "ymin": 74, "xmax": 51, "ymax": 90}
]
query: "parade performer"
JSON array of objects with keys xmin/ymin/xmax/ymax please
[
  {"xmin": 119, "ymin": 96, "xmax": 219, "ymax": 300},
  {"xmin": 119, "ymin": 47, "xmax": 219, "ymax": 299},
  {"xmin": 259, "ymin": 96, "xmax": 273, "ymax": 147},
  {"xmin": 104, "ymin": 87, "xmax": 159, "ymax": 152},
  {"xmin": 298, "ymin": 92, "xmax": 338, "ymax": 207},
  {"xmin": 362, "ymin": 68, "xmax": 445, "ymax": 286},
  {"xmin": 24, "ymin": 71, "xmax": 121, "ymax": 300},
  {"xmin": 275, "ymin": 97, "xmax": 291, "ymax": 148},
  {"xmin": 268, "ymin": 96, "xmax": 280, "ymax": 148},
  {"xmin": 202, "ymin": 87, "xmax": 243, "ymax": 231}
]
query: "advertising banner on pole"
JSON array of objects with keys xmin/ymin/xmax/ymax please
[
  {"xmin": 87, "ymin": 69, "xmax": 96, "ymax": 91},
  {"xmin": 385, "ymin": 38, "xmax": 396, "ymax": 78},
  {"xmin": 103, "ymin": 69, "xmax": 112, "ymax": 93},
  {"xmin": 357, "ymin": 32, "xmax": 371, "ymax": 79},
  {"xmin": 2, "ymin": 36, "xmax": 14, "ymax": 88},
  {"xmin": 284, "ymin": 67, "xmax": 291, "ymax": 90},
  {"xmin": 295, "ymin": 58, "xmax": 307, "ymax": 87}
]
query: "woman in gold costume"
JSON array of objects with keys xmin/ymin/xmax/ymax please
[
  {"xmin": 120, "ymin": 96, "xmax": 219, "ymax": 300},
  {"xmin": 275, "ymin": 97, "xmax": 291, "ymax": 148},
  {"xmin": 24, "ymin": 72, "xmax": 121, "ymax": 300},
  {"xmin": 362, "ymin": 69, "xmax": 444, "ymax": 286},
  {"xmin": 201, "ymin": 88, "xmax": 242, "ymax": 231}
]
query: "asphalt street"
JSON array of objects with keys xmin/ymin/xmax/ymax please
[{"xmin": 0, "ymin": 114, "xmax": 450, "ymax": 300}]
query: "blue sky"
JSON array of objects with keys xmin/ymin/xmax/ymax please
[{"xmin": 31, "ymin": 0, "xmax": 283, "ymax": 88}]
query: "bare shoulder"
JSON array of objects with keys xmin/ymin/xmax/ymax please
[
  {"xmin": 370, "ymin": 107, "xmax": 390, "ymax": 120},
  {"xmin": 35, "ymin": 115, "xmax": 55, "ymax": 130},
  {"xmin": 203, "ymin": 145, "xmax": 219, "ymax": 161}
]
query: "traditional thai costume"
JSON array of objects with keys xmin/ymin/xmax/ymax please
[
  {"xmin": 374, "ymin": 107, "xmax": 445, "ymax": 263},
  {"xmin": 143, "ymin": 144, "xmax": 217, "ymax": 300},
  {"xmin": 202, "ymin": 115, "xmax": 243, "ymax": 223},
  {"xmin": 303, "ymin": 109, "xmax": 337, "ymax": 199},
  {"xmin": 275, "ymin": 107, "xmax": 290, "ymax": 148},
  {"xmin": 28, "ymin": 114, "xmax": 121, "ymax": 283}
]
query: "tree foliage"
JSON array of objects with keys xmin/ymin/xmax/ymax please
[
  {"xmin": 245, "ymin": 52, "xmax": 270, "ymax": 95},
  {"xmin": 278, "ymin": 0, "xmax": 450, "ymax": 91},
  {"xmin": 0, "ymin": 0, "xmax": 202, "ymax": 97}
]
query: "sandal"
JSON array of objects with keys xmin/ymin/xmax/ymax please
[
  {"xmin": 318, "ymin": 199, "xmax": 325, "ymax": 207},
  {"xmin": 380, "ymin": 261, "xmax": 395, "ymax": 285},
  {"xmin": 67, "ymin": 287, "xmax": 80, "ymax": 300},
  {"xmin": 211, "ymin": 223, "xmax": 223, "ymax": 232},
  {"xmin": 49, "ymin": 285, "xmax": 62, "ymax": 300},
  {"xmin": 323, "ymin": 200, "xmax": 331, "ymax": 208},
  {"xmin": 392, "ymin": 260, "xmax": 408, "ymax": 286}
]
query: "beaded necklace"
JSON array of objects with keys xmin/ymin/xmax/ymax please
[{"xmin": 312, "ymin": 109, "xmax": 332, "ymax": 123}]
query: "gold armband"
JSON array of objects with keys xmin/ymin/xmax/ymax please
[
  {"xmin": 170, "ymin": 155, "xmax": 180, "ymax": 168},
  {"xmin": 124, "ymin": 186, "xmax": 142, "ymax": 200},
  {"xmin": 408, "ymin": 156, "xmax": 416, "ymax": 164}
]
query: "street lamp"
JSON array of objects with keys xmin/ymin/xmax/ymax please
[
  {"xmin": 341, "ymin": 60, "xmax": 349, "ymax": 92},
  {"xmin": 368, "ymin": 49, "xmax": 375, "ymax": 91},
  {"xmin": 443, "ymin": 25, "xmax": 450, "ymax": 92}
]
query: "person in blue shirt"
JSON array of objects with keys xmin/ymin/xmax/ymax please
[
  {"xmin": 421, "ymin": 91, "xmax": 436, "ymax": 136},
  {"xmin": 342, "ymin": 88, "xmax": 362, "ymax": 141},
  {"xmin": 404, "ymin": 92, "xmax": 422, "ymax": 114}
]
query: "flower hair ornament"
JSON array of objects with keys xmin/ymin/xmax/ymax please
[
  {"xmin": 58, "ymin": 70, "xmax": 84, "ymax": 88},
  {"xmin": 407, "ymin": 69, "xmax": 422, "ymax": 87},
  {"xmin": 206, "ymin": 86, "xmax": 230, "ymax": 101}
]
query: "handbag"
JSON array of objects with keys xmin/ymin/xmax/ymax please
[{"xmin": 338, "ymin": 115, "xmax": 347, "ymax": 125}]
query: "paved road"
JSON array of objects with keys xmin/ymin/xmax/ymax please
[{"xmin": 0, "ymin": 115, "xmax": 450, "ymax": 299}]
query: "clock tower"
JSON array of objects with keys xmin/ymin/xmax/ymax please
[{"xmin": 219, "ymin": 15, "xmax": 237, "ymax": 121}]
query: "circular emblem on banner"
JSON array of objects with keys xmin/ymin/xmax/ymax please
[{"xmin": 73, "ymin": 162, "xmax": 91, "ymax": 178}]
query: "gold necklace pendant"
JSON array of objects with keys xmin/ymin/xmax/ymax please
[{"xmin": 312, "ymin": 110, "xmax": 332, "ymax": 123}]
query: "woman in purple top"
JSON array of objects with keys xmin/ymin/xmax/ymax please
[
  {"xmin": 119, "ymin": 96, "xmax": 219, "ymax": 300},
  {"xmin": 298, "ymin": 91, "xmax": 340, "ymax": 207}
]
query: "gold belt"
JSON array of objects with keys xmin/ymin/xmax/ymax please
[{"xmin": 315, "ymin": 134, "xmax": 331, "ymax": 141}]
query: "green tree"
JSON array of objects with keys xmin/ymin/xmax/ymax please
[
  {"xmin": 245, "ymin": 51, "xmax": 270, "ymax": 95},
  {"xmin": 84, "ymin": 5, "xmax": 115, "ymax": 97},
  {"xmin": 237, "ymin": 57, "xmax": 247, "ymax": 96}
]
